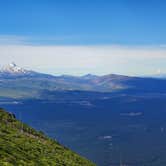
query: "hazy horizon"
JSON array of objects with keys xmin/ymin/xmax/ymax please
[{"xmin": 0, "ymin": 1, "xmax": 166, "ymax": 76}]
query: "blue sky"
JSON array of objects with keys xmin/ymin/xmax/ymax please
[
  {"xmin": 0, "ymin": 0, "xmax": 166, "ymax": 45},
  {"xmin": 0, "ymin": 0, "xmax": 166, "ymax": 75}
]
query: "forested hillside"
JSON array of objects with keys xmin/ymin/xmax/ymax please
[{"xmin": 0, "ymin": 108, "xmax": 95, "ymax": 166}]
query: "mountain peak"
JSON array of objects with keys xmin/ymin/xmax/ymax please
[
  {"xmin": 1, "ymin": 62, "xmax": 28, "ymax": 74},
  {"xmin": 81, "ymin": 74, "xmax": 98, "ymax": 79},
  {"xmin": 9, "ymin": 62, "xmax": 17, "ymax": 67}
]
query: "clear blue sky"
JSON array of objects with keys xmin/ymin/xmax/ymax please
[
  {"xmin": 0, "ymin": 0, "xmax": 166, "ymax": 45},
  {"xmin": 0, "ymin": 0, "xmax": 166, "ymax": 76}
]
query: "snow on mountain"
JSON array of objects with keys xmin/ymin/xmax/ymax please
[
  {"xmin": 0, "ymin": 63, "xmax": 55, "ymax": 79},
  {"xmin": 0, "ymin": 63, "xmax": 30, "ymax": 74}
]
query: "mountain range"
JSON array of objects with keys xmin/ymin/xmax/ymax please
[{"xmin": 1, "ymin": 63, "xmax": 166, "ymax": 99}]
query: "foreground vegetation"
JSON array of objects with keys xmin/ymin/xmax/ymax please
[{"xmin": 0, "ymin": 108, "xmax": 95, "ymax": 166}]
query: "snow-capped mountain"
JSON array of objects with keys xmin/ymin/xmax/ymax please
[
  {"xmin": 0, "ymin": 62, "xmax": 30, "ymax": 74},
  {"xmin": 0, "ymin": 63, "xmax": 55, "ymax": 79}
]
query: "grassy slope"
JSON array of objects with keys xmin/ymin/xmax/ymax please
[{"xmin": 0, "ymin": 108, "xmax": 95, "ymax": 166}]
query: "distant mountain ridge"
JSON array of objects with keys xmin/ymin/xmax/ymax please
[{"xmin": 1, "ymin": 63, "xmax": 166, "ymax": 99}]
